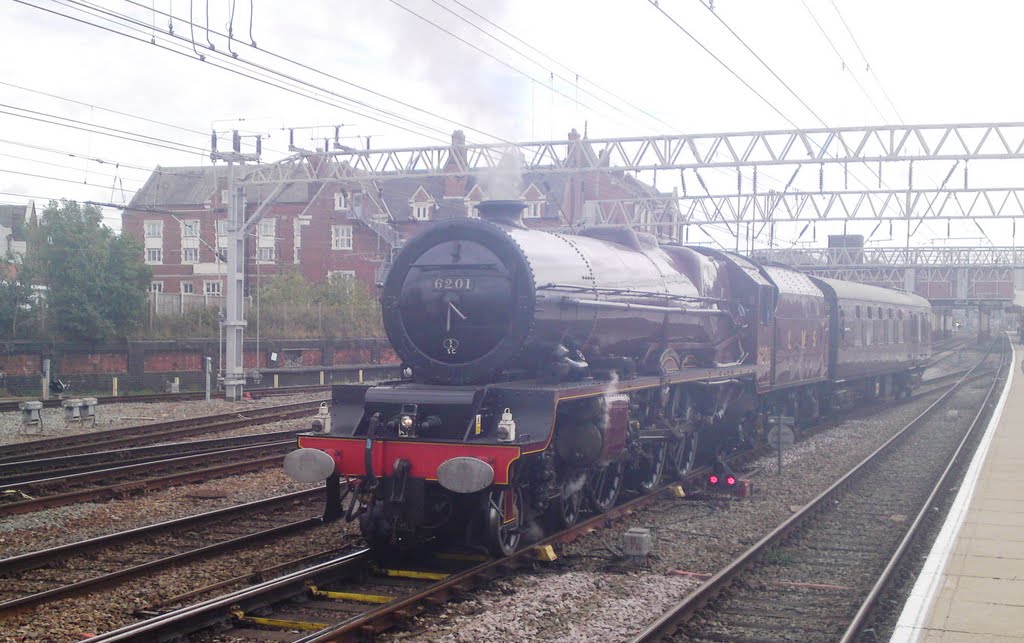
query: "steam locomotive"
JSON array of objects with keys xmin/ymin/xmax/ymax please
[{"xmin": 285, "ymin": 200, "xmax": 932, "ymax": 556}]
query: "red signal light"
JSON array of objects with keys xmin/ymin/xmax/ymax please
[
  {"xmin": 726, "ymin": 475, "xmax": 737, "ymax": 486},
  {"xmin": 708, "ymin": 474, "xmax": 719, "ymax": 485}
]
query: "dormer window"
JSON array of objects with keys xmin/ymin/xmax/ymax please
[
  {"xmin": 412, "ymin": 203, "xmax": 432, "ymax": 221},
  {"xmin": 409, "ymin": 186, "xmax": 435, "ymax": 221},
  {"xmin": 520, "ymin": 183, "xmax": 546, "ymax": 219},
  {"xmin": 334, "ymin": 192, "xmax": 349, "ymax": 211}
]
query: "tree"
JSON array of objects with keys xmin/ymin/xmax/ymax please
[
  {"xmin": 25, "ymin": 200, "xmax": 151, "ymax": 341},
  {"xmin": 0, "ymin": 260, "xmax": 35, "ymax": 337}
]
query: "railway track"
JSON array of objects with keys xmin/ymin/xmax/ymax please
[
  {"xmin": 0, "ymin": 428, "xmax": 308, "ymax": 485},
  {"xmin": 0, "ymin": 440, "xmax": 299, "ymax": 518},
  {"xmin": 78, "ymin": 358, "xmax": 990, "ymax": 643},
  {"xmin": 0, "ymin": 489, "xmax": 328, "ymax": 616},
  {"xmin": 630, "ymin": 340, "xmax": 1006, "ymax": 642},
  {"xmin": 0, "ymin": 399, "xmax": 325, "ymax": 464}
]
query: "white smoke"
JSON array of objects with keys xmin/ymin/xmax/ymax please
[{"xmin": 479, "ymin": 148, "xmax": 525, "ymax": 199}]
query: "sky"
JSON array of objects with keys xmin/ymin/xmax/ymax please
[{"xmin": 2, "ymin": 0, "xmax": 1024, "ymax": 250}]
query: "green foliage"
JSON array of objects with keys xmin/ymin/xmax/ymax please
[
  {"xmin": 143, "ymin": 268, "xmax": 383, "ymax": 339},
  {"xmin": 0, "ymin": 260, "xmax": 36, "ymax": 337},
  {"xmin": 255, "ymin": 268, "xmax": 383, "ymax": 338},
  {"xmin": 18, "ymin": 200, "xmax": 152, "ymax": 341}
]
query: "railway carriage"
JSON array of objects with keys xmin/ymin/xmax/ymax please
[{"xmin": 285, "ymin": 200, "xmax": 932, "ymax": 556}]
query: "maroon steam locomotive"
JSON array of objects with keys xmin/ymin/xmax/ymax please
[{"xmin": 285, "ymin": 200, "xmax": 932, "ymax": 556}]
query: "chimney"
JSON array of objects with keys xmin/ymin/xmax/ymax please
[
  {"xmin": 477, "ymin": 199, "xmax": 526, "ymax": 228},
  {"xmin": 445, "ymin": 129, "xmax": 469, "ymax": 198}
]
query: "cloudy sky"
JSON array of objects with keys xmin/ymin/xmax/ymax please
[{"xmin": 2, "ymin": 0, "xmax": 1023, "ymax": 249}]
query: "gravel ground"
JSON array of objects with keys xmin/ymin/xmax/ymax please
[
  {"xmin": 0, "ymin": 468, "xmax": 320, "ymax": 558},
  {"xmin": 392, "ymin": 370, "xmax": 988, "ymax": 642},
  {"xmin": 0, "ymin": 515, "xmax": 360, "ymax": 643},
  {"xmin": 0, "ymin": 392, "xmax": 329, "ymax": 446},
  {"xmin": 676, "ymin": 370, "xmax": 997, "ymax": 641}
]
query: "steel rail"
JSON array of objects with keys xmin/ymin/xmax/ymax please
[
  {"xmin": 85, "ymin": 550, "xmax": 373, "ymax": 642},
  {"xmin": 0, "ymin": 518, "xmax": 321, "ymax": 614},
  {"xmin": 0, "ymin": 399, "xmax": 324, "ymax": 463},
  {"xmin": 629, "ymin": 341, "xmax": 1003, "ymax": 642},
  {"xmin": 74, "ymin": 355, "xmax": 977, "ymax": 642},
  {"xmin": 0, "ymin": 428, "xmax": 307, "ymax": 484},
  {"xmin": 0, "ymin": 443, "xmax": 293, "ymax": 517},
  {"xmin": 840, "ymin": 346, "xmax": 1009, "ymax": 640}
]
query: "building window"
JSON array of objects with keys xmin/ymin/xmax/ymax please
[
  {"xmin": 524, "ymin": 201, "xmax": 543, "ymax": 218},
  {"xmin": 204, "ymin": 280, "xmax": 222, "ymax": 296},
  {"xmin": 182, "ymin": 247, "xmax": 199, "ymax": 264},
  {"xmin": 182, "ymin": 220, "xmax": 199, "ymax": 238},
  {"xmin": 334, "ymin": 192, "xmax": 349, "ymax": 211},
  {"xmin": 146, "ymin": 248, "xmax": 163, "ymax": 264},
  {"xmin": 412, "ymin": 203, "xmax": 432, "ymax": 221},
  {"xmin": 466, "ymin": 201, "xmax": 479, "ymax": 219},
  {"xmin": 144, "ymin": 221, "xmax": 163, "ymax": 238},
  {"xmin": 258, "ymin": 218, "xmax": 275, "ymax": 237},
  {"xmin": 331, "ymin": 225, "xmax": 353, "ymax": 250},
  {"xmin": 182, "ymin": 281, "xmax": 195, "ymax": 294},
  {"xmin": 216, "ymin": 219, "xmax": 228, "ymax": 236},
  {"xmin": 149, "ymin": 281, "xmax": 164, "ymax": 293},
  {"xmin": 258, "ymin": 246, "xmax": 275, "ymax": 262}
]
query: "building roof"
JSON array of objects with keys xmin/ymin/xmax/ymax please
[
  {"xmin": 0, "ymin": 204, "xmax": 30, "ymax": 240},
  {"xmin": 127, "ymin": 165, "xmax": 313, "ymax": 210}
]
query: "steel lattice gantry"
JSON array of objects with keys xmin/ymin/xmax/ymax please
[
  {"xmin": 753, "ymin": 245, "xmax": 1024, "ymax": 305},
  {"xmin": 241, "ymin": 122, "xmax": 1024, "ymax": 226}
]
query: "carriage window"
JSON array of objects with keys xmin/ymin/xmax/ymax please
[
  {"xmin": 878, "ymin": 307, "xmax": 883, "ymax": 319},
  {"xmin": 855, "ymin": 305, "xmax": 861, "ymax": 319},
  {"xmin": 867, "ymin": 306, "xmax": 873, "ymax": 319}
]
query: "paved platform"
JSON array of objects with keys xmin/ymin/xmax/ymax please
[{"xmin": 891, "ymin": 340, "xmax": 1023, "ymax": 642}]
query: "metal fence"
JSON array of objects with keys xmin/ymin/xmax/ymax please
[{"xmin": 148, "ymin": 292, "xmax": 225, "ymax": 316}]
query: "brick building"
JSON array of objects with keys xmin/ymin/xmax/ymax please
[
  {"xmin": 121, "ymin": 130, "xmax": 678, "ymax": 294},
  {"xmin": 0, "ymin": 201, "xmax": 33, "ymax": 263}
]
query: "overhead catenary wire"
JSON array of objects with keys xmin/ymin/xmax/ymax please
[
  {"xmin": 427, "ymin": 0, "xmax": 678, "ymax": 135},
  {"xmin": 443, "ymin": 0, "xmax": 680, "ymax": 134},
  {"xmin": 116, "ymin": 0, "xmax": 524, "ymax": 146},
  {"xmin": 0, "ymin": 104, "xmax": 205, "ymax": 155},
  {"xmin": 58, "ymin": 0, "xmax": 454, "ymax": 142},
  {"xmin": 798, "ymin": 0, "xmax": 889, "ymax": 124},
  {"xmin": 829, "ymin": 1, "xmax": 905, "ymax": 124},
  {"xmin": 695, "ymin": 0, "xmax": 830, "ymax": 129}
]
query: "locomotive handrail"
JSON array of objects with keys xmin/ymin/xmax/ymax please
[{"xmin": 536, "ymin": 282, "xmax": 728, "ymax": 305}]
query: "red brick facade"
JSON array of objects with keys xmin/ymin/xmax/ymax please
[
  {"xmin": 123, "ymin": 130, "xmax": 674, "ymax": 294},
  {"xmin": 61, "ymin": 352, "xmax": 128, "ymax": 375},
  {"xmin": 143, "ymin": 351, "xmax": 203, "ymax": 373},
  {"xmin": 0, "ymin": 354, "xmax": 38, "ymax": 377}
]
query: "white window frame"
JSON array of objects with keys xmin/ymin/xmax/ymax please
[
  {"xmin": 466, "ymin": 201, "xmax": 479, "ymax": 219},
  {"xmin": 149, "ymin": 281, "xmax": 164, "ymax": 293},
  {"xmin": 334, "ymin": 192, "xmax": 349, "ymax": 211},
  {"xmin": 258, "ymin": 246, "xmax": 275, "ymax": 262},
  {"xmin": 181, "ymin": 219, "xmax": 200, "ymax": 238},
  {"xmin": 412, "ymin": 203, "xmax": 432, "ymax": 221},
  {"xmin": 331, "ymin": 224, "xmax": 353, "ymax": 250},
  {"xmin": 182, "ymin": 281, "xmax": 195, "ymax": 294},
  {"xmin": 216, "ymin": 219, "xmax": 228, "ymax": 236},
  {"xmin": 144, "ymin": 221, "xmax": 163, "ymax": 238},
  {"xmin": 182, "ymin": 247, "xmax": 200, "ymax": 264},
  {"xmin": 258, "ymin": 218, "xmax": 275, "ymax": 237},
  {"xmin": 524, "ymin": 201, "xmax": 543, "ymax": 219},
  {"xmin": 146, "ymin": 248, "xmax": 163, "ymax": 264},
  {"xmin": 203, "ymin": 280, "xmax": 223, "ymax": 296}
]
